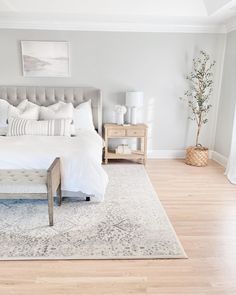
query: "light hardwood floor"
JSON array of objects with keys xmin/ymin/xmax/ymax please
[{"xmin": 0, "ymin": 159, "xmax": 236, "ymax": 295}]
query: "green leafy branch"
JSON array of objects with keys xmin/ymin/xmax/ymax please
[{"xmin": 180, "ymin": 50, "xmax": 216, "ymax": 147}]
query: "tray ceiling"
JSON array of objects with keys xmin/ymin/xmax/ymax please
[{"xmin": 0, "ymin": 0, "xmax": 235, "ymax": 32}]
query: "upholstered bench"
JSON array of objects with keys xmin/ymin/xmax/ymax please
[{"xmin": 0, "ymin": 158, "xmax": 61, "ymax": 226}]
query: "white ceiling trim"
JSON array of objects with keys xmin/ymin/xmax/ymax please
[{"xmin": 0, "ymin": 19, "xmax": 227, "ymax": 34}]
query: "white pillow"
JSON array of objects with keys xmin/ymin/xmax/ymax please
[
  {"xmin": 0, "ymin": 99, "xmax": 9, "ymax": 128},
  {"xmin": 0, "ymin": 99, "xmax": 39, "ymax": 130},
  {"xmin": 7, "ymin": 118, "xmax": 72, "ymax": 137},
  {"xmin": 40, "ymin": 102, "xmax": 74, "ymax": 120},
  {"xmin": 8, "ymin": 100, "xmax": 39, "ymax": 120},
  {"xmin": 0, "ymin": 127, "xmax": 7, "ymax": 136},
  {"xmin": 74, "ymin": 100, "xmax": 94, "ymax": 131}
]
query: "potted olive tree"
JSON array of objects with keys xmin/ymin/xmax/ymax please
[{"xmin": 181, "ymin": 51, "xmax": 216, "ymax": 167}]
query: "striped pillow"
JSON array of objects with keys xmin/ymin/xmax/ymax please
[{"xmin": 7, "ymin": 118, "xmax": 72, "ymax": 137}]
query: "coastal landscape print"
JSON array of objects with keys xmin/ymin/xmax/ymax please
[{"xmin": 21, "ymin": 41, "xmax": 70, "ymax": 77}]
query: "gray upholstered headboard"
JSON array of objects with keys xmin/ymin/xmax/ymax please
[{"xmin": 0, "ymin": 86, "xmax": 102, "ymax": 135}]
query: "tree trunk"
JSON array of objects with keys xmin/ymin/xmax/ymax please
[{"xmin": 196, "ymin": 125, "xmax": 201, "ymax": 147}]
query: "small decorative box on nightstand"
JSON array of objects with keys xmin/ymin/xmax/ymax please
[{"xmin": 103, "ymin": 123, "xmax": 148, "ymax": 165}]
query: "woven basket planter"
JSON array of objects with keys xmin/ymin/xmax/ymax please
[{"xmin": 185, "ymin": 146, "xmax": 209, "ymax": 167}]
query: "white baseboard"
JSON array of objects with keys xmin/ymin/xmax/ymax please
[
  {"xmin": 148, "ymin": 150, "xmax": 185, "ymax": 159},
  {"xmin": 211, "ymin": 151, "xmax": 228, "ymax": 168},
  {"xmin": 148, "ymin": 149, "xmax": 227, "ymax": 167}
]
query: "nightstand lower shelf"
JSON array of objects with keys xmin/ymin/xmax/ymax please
[{"xmin": 105, "ymin": 150, "xmax": 145, "ymax": 164}]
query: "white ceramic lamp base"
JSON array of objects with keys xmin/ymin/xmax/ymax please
[
  {"xmin": 126, "ymin": 107, "xmax": 132, "ymax": 124},
  {"xmin": 131, "ymin": 107, "xmax": 137, "ymax": 125}
]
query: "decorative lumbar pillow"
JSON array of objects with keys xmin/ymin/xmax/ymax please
[
  {"xmin": 8, "ymin": 99, "xmax": 40, "ymax": 120},
  {"xmin": 40, "ymin": 102, "xmax": 74, "ymax": 121},
  {"xmin": 7, "ymin": 118, "xmax": 72, "ymax": 137},
  {"xmin": 73, "ymin": 100, "xmax": 94, "ymax": 131}
]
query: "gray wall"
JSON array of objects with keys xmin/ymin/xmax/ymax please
[
  {"xmin": 0, "ymin": 29, "xmax": 225, "ymax": 151},
  {"xmin": 214, "ymin": 30, "xmax": 236, "ymax": 157}
]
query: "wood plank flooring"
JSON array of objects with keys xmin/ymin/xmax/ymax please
[{"xmin": 0, "ymin": 159, "xmax": 236, "ymax": 294}]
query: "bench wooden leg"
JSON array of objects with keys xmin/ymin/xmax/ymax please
[
  {"xmin": 47, "ymin": 191, "xmax": 54, "ymax": 226},
  {"xmin": 47, "ymin": 157, "xmax": 61, "ymax": 225},
  {"xmin": 57, "ymin": 183, "xmax": 62, "ymax": 206}
]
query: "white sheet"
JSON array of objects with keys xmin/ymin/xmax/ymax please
[{"xmin": 0, "ymin": 131, "xmax": 108, "ymax": 202}]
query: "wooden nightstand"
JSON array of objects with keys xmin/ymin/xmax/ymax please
[{"xmin": 103, "ymin": 123, "xmax": 148, "ymax": 165}]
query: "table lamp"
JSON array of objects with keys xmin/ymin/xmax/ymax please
[{"xmin": 125, "ymin": 91, "xmax": 144, "ymax": 124}]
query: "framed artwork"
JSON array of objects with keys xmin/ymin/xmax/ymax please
[{"xmin": 21, "ymin": 41, "xmax": 70, "ymax": 77}]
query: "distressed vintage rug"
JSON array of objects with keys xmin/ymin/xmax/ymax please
[{"xmin": 0, "ymin": 165, "xmax": 186, "ymax": 260}]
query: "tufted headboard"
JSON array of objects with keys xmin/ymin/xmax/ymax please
[{"xmin": 0, "ymin": 86, "xmax": 102, "ymax": 135}]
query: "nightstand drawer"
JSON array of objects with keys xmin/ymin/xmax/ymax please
[
  {"xmin": 126, "ymin": 129, "xmax": 145, "ymax": 137},
  {"xmin": 108, "ymin": 129, "xmax": 126, "ymax": 137}
]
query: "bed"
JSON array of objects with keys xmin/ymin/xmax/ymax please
[{"xmin": 0, "ymin": 86, "xmax": 108, "ymax": 202}]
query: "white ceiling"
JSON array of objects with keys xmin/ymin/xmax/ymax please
[
  {"xmin": 0, "ymin": 0, "xmax": 207, "ymax": 16},
  {"xmin": 0, "ymin": 0, "xmax": 236, "ymax": 32}
]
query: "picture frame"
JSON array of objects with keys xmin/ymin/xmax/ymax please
[{"xmin": 21, "ymin": 41, "xmax": 70, "ymax": 77}]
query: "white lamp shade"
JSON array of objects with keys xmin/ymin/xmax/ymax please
[{"xmin": 126, "ymin": 91, "xmax": 144, "ymax": 107}]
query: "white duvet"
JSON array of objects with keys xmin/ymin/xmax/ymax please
[{"xmin": 0, "ymin": 131, "xmax": 108, "ymax": 202}]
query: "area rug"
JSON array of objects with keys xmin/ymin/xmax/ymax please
[{"xmin": 0, "ymin": 165, "xmax": 186, "ymax": 260}]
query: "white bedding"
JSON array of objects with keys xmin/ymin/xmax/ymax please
[{"xmin": 0, "ymin": 131, "xmax": 108, "ymax": 202}]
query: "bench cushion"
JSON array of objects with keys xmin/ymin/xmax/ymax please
[{"xmin": 0, "ymin": 170, "xmax": 47, "ymax": 194}]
